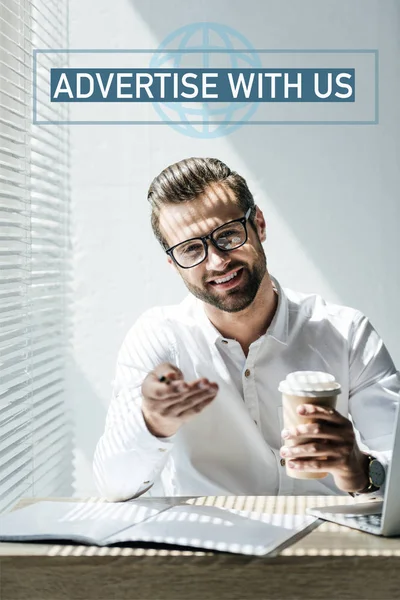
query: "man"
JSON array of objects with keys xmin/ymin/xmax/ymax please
[{"xmin": 94, "ymin": 157, "xmax": 399, "ymax": 501}]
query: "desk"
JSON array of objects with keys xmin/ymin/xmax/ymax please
[{"xmin": 1, "ymin": 495, "xmax": 399, "ymax": 600}]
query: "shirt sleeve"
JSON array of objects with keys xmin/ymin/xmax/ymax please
[
  {"xmin": 348, "ymin": 311, "xmax": 400, "ymax": 496},
  {"xmin": 93, "ymin": 310, "xmax": 177, "ymax": 501}
]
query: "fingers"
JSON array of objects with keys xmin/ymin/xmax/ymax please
[
  {"xmin": 179, "ymin": 380, "xmax": 218, "ymax": 402},
  {"xmin": 182, "ymin": 397, "xmax": 216, "ymax": 418},
  {"xmin": 142, "ymin": 364, "xmax": 219, "ymax": 428},
  {"xmin": 153, "ymin": 363, "xmax": 184, "ymax": 384},
  {"xmin": 141, "ymin": 364, "xmax": 184, "ymax": 400},
  {"xmin": 280, "ymin": 406, "xmax": 367, "ymax": 487},
  {"xmin": 146, "ymin": 387, "xmax": 218, "ymax": 419},
  {"xmin": 144, "ymin": 369, "xmax": 219, "ymax": 411},
  {"xmin": 296, "ymin": 404, "xmax": 348, "ymax": 425},
  {"xmin": 151, "ymin": 378, "xmax": 189, "ymax": 400},
  {"xmin": 281, "ymin": 404, "xmax": 354, "ymax": 444},
  {"xmin": 174, "ymin": 387, "xmax": 218, "ymax": 417},
  {"xmin": 286, "ymin": 457, "xmax": 349, "ymax": 472},
  {"xmin": 153, "ymin": 378, "xmax": 217, "ymax": 403},
  {"xmin": 159, "ymin": 382, "xmax": 218, "ymax": 415},
  {"xmin": 281, "ymin": 405, "xmax": 353, "ymax": 442},
  {"xmin": 280, "ymin": 430, "xmax": 355, "ymax": 476},
  {"xmin": 141, "ymin": 367, "xmax": 218, "ymax": 437},
  {"xmin": 282, "ymin": 422, "xmax": 352, "ymax": 443},
  {"xmin": 281, "ymin": 441, "xmax": 351, "ymax": 460}
]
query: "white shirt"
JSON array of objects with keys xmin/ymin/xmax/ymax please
[{"xmin": 93, "ymin": 277, "xmax": 399, "ymax": 501}]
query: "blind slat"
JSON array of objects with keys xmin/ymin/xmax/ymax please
[
  {"xmin": 0, "ymin": 413, "xmax": 69, "ymax": 468},
  {"xmin": 0, "ymin": 377, "xmax": 64, "ymax": 412}
]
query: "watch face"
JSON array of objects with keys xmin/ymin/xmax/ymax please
[{"xmin": 369, "ymin": 459, "xmax": 386, "ymax": 487}]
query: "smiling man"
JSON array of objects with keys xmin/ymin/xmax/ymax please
[{"xmin": 94, "ymin": 157, "xmax": 399, "ymax": 501}]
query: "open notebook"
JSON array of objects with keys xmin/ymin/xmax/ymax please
[{"xmin": 0, "ymin": 499, "xmax": 318, "ymax": 556}]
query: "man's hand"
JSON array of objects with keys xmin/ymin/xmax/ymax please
[
  {"xmin": 141, "ymin": 362, "xmax": 219, "ymax": 438},
  {"xmin": 280, "ymin": 404, "xmax": 369, "ymax": 493}
]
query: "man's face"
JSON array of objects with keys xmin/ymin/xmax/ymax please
[{"xmin": 159, "ymin": 183, "xmax": 267, "ymax": 313}]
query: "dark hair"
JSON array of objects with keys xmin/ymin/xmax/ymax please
[{"xmin": 147, "ymin": 157, "xmax": 257, "ymax": 249}]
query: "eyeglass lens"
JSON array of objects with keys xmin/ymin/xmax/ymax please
[{"xmin": 173, "ymin": 220, "xmax": 246, "ymax": 268}]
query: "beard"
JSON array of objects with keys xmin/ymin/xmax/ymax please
[{"xmin": 181, "ymin": 248, "xmax": 267, "ymax": 314}]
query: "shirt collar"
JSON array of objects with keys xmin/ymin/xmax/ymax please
[{"xmin": 193, "ymin": 274, "xmax": 289, "ymax": 347}]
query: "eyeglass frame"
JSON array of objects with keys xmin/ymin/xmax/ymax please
[{"xmin": 165, "ymin": 207, "xmax": 253, "ymax": 269}]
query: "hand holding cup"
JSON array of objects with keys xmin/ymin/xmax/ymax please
[
  {"xmin": 279, "ymin": 371, "xmax": 370, "ymax": 492},
  {"xmin": 279, "ymin": 371, "xmax": 341, "ymax": 479}
]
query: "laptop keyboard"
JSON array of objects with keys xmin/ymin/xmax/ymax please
[{"xmin": 331, "ymin": 512, "xmax": 382, "ymax": 534}]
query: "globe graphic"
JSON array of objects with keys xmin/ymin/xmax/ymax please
[{"xmin": 149, "ymin": 22, "xmax": 261, "ymax": 138}]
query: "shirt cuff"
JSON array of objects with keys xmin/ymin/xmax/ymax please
[{"xmin": 109, "ymin": 407, "xmax": 175, "ymax": 499}]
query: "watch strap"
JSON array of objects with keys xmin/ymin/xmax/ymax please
[{"xmin": 348, "ymin": 455, "xmax": 381, "ymax": 496}]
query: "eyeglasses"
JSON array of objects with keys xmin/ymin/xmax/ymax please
[{"xmin": 166, "ymin": 208, "xmax": 252, "ymax": 269}]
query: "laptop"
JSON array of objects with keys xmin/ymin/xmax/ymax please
[{"xmin": 307, "ymin": 404, "xmax": 400, "ymax": 536}]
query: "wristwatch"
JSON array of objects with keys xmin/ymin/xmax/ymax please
[{"xmin": 352, "ymin": 454, "xmax": 386, "ymax": 495}]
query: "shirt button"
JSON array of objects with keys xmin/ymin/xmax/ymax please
[
  {"xmin": 244, "ymin": 369, "xmax": 251, "ymax": 377},
  {"xmin": 158, "ymin": 448, "xmax": 167, "ymax": 452},
  {"xmin": 280, "ymin": 458, "xmax": 286, "ymax": 467}
]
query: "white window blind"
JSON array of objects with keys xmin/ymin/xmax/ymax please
[{"xmin": 0, "ymin": 0, "xmax": 72, "ymax": 513}]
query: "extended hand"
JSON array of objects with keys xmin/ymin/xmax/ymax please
[
  {"xmin": 141, "ymin": 363, "xmax": 219, "ymax": 438},
  {"xmin": 280, "ymin": 404, "xmax": 369, "ymax": 493}
]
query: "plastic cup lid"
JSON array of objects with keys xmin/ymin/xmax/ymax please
[{"xmin": 278, "ymin": 370, "xmax": 341, "ymax": 395}]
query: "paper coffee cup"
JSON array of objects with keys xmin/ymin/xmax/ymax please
[{"xmin": 278, "ymin": 371, "xmax": 341, "ymax": 480}]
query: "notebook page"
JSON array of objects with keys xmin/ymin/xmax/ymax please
[
  {"xmin": 0, "ymin": 500, "xmax": 173, "ymax": 544},
  {"xmin": 105, "ymin": 504, "xmax": 318, "ymax": 555}
]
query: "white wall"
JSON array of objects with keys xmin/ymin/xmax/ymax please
[{"xmin": 68, "ymin": 0, "xmax": 400, "ymax": 494}]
